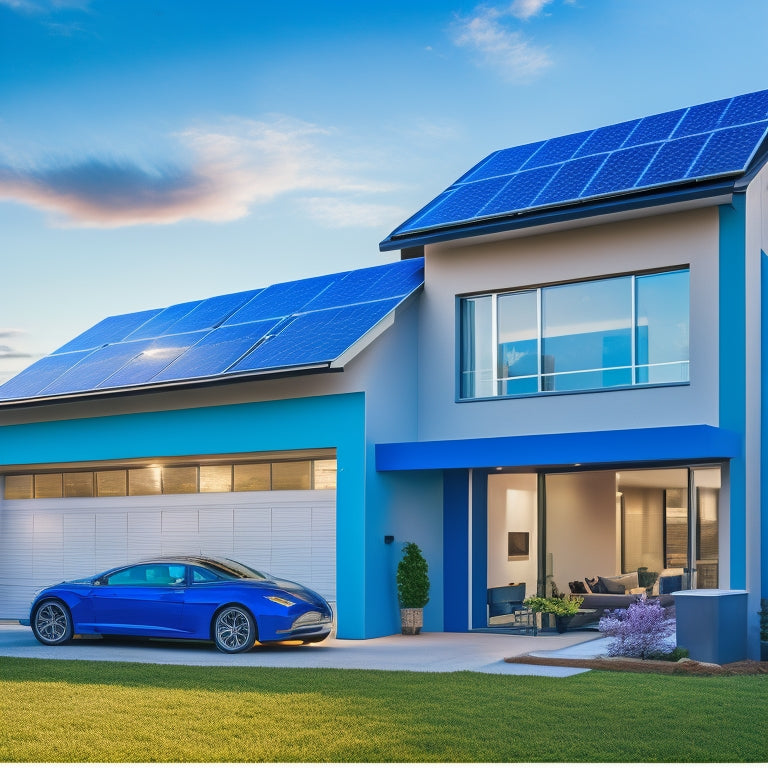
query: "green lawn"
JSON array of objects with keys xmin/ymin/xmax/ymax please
[{"xmin": 1, "ymin": 657, "xmax": 767, "ymax": 762}]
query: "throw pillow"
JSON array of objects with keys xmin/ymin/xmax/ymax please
[
  {"xmin": 597, "ymin": 575, "xmax": 626, "ymax": 594},
  {"xmin": 569, "ymin": 580, "xmax": 587, "ymax": 594},
  {"xmin": 584, "ymin": 577, "xmax": 600, "ymax": 594}
]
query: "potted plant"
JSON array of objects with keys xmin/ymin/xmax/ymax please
[
  {"xmin": 524, "ymin": 594, "xmax": 584, "ymax": 633},
  {"xmin": 396, "ymin": 542, "xmax": 430, "ymax": 635},
  {"xmin": 759, "ymin": 598, "xmax": 768, "ymax": 661}
]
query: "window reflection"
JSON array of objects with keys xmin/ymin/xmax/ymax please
[{"xmin": 459, "ymin": 269, "xmax": 689, "ymax": 398}]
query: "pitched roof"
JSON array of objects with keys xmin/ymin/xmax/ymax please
[
  {"xmin": 381, "ymin": 89, "xmax": 768, "ymax": 251},
  {"xmin": 0, "ymin": 258, "xmax": 424, "ymax": 405}
]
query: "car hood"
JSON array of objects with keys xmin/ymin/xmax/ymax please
[{"xmin": 259, "ymin": 577, "xmax": 329, "ymax": 606}]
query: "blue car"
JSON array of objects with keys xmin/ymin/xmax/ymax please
[{"xmin": 24, "ymin": 555, "xmax": 333, "ymax": 653}]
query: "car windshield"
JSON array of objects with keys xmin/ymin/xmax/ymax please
[{"xmin": 201, "ymin": 557, "xmax": 269, "ymax": 581}]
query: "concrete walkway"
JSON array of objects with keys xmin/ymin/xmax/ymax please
[{"xmin": 0, "ymin": 622, "xmax": 605, "ymax": 677}]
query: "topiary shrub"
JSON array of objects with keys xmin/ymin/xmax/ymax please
[
  {"xmin": 396, "ymin": 542, "xmax": 430, "ymax": 608},
  {"xmin": 598, "ymin": 594, "xmax": 676, "ymax": 659}
]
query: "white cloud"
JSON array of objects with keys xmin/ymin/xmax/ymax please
[
  {"xmin": 509, "ymin": 0, "xmax": 556, "ymax": 20},
  {"xmin": 302, "ymin": 197, "xmax": 410, "ymax": 229},
  {"xmin": 452, "ymin": 2, "xmax": 560, "ymax": 82},
  {"xmin": 0, "ymin": 116, "xmax": 399, "ymax": 229}
]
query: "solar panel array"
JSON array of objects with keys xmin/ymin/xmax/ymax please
[
  {"xmin": 0, "ymin": 258, "xmax": 424, "ymax": 402},
  {"xmin": 385, "ymin": 89, "xmax": 768, "ymax": 241}
]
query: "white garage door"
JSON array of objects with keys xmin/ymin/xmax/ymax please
[{"xmin": 0, "ymin": 490, "xmax": 336, "ymax": 620}]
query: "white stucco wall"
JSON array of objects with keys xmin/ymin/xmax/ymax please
[{"xmin": 417, "ymin": 207, "xmax": 720, "ymax": 442}]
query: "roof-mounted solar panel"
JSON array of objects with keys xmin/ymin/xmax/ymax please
[
  {"xmin": 54, "ymin": 309, "xmax": 161, "ymax": 354},
  {"xmin": 0, "ymin": 258, "xmax": 425, "ymax": 403},
  {"xmin": 381, "ymin": 88, "xmax": 768, "ymax": 249}
]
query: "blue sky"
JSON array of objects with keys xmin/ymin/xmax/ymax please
[{"xmin": 1, "ymin": 0, "xmax": 768, "ymax": 383}]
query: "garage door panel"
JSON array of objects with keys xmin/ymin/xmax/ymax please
[
  {"xmin": 95, "ymin": 511, "xmax": 128, "ymax": 571},
  {"xmin": 0, "ymin": 490, "xmax": 335, "ymax": 619},
  {"xmin": 271, "ymin": 508, "xmax": 312, "ymax": 586},
  {"xmin": 233, "ymin": 507, "xmax": 272, "ymax": 570},
  {"xmin": 33, "ymin": 513, "xmax": 64, "ymax": 587},
  {"xmin": 161, "ymin": 509, "xmax": 200, "ymax": 555},
  {"xmin": 63, "ymin": 513, "xmax": 96, "ymax": 577},
  {"xmin": 199, "ymin": 508, "xmax": 234, "ymax": 555},
  {"xmin": 127, "ymin": 510, "xmax": 162, "ymax": 560}
]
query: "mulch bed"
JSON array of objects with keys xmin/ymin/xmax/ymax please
[{"xmin": 505, "ymin": 654, "xmax": 768, "ymax": 676}]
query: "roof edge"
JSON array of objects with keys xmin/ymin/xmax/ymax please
[{"xmin": 380, "ymin": 178, "xmax": 737, "ymax": 252}]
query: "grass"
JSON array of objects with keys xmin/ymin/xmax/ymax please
[{"xmin": 1, "ymin": 657, "xmax": 767, "ymax": 762}]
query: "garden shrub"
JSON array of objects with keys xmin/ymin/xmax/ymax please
[{"xmin": 598, "ymin": 595, "xmax": 676, "ymax": 659}]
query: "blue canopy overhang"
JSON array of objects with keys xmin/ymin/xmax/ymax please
[{"xmin": 375, "ymin": 424, "xmax": 740, "ymax": 472}]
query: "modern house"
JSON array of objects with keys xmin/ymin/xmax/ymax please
[{"xmin": 2, "ymin": 88, "xmax": 768, "ymax": 655}]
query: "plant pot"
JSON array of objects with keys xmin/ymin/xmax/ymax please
[
  {"xmin": 400, "ymin": 608, "xmax": 423, "ymax": 635},
  {"xmin": 555, "ymin": 615, "xmax": 573, "ymax": 634}
]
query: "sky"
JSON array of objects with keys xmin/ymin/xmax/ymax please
[{"xmin": 2, "ymin": 0, "xmax": 768, "ymax": 384}]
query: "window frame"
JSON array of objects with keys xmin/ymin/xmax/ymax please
[{"xmin": 457, "ymin": 266, "xmax": 690, "ymax": 401}]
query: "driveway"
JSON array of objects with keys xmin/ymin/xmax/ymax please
[{"xmin": 0, "ymin": 622, "xmax": 601, "ymax": 676}]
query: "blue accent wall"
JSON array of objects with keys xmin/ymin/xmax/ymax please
[
  {"xmin": 719, "ymin": 198, "xmax": 747, "ymax": 588},
  {"xmin": 763, "ymin": 251, "xmax": 768, "ymax": 597},
  {"xmin": 0, "ymin": 393, "xmax": 368, "ymax": 638},
  {"xmin": 471, "ymin": 469, "xmax": 489, "ymax": 629},
  {"xmin": 443, "ymin": 470, "xmax": 469, "ymax": 630}
]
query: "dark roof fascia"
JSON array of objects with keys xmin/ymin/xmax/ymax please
[
  {"xmin": 0, "ymin": 363, "xmax": 334, "ymax": 412},
  {"xmin": 379, "ymin": 177, "xmax": 737, "ymax": 252}
]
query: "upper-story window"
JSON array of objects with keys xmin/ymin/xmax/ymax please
[{"xmin": 459, "ymin": 268, "xmax": 689, "ymax": 399}]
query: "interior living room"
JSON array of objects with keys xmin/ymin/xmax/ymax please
[{"xmin": 486, "ymin": 465, "xmax": 722, "ymax": 628}]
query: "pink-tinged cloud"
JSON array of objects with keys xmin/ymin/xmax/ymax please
[{"xmin": 0, "ymin": 117, "xmax": 394, "ymax": 228}]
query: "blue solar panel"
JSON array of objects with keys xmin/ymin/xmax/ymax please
[
  {"xmin": 532, "ymin": 154, "xmax": 606, "ymax": 207},
  {"xmin": 689, "ymin": 121, "xmax": 768, "ymax": 178},
  {"xmin": 224, "ymin": 274, "xmax": 338, "ymax": 325},
  {"xmin": 381, "ymin": 89, "xmax": 768, "ymax": 245},
  {"xmin": 96, "ymin": 331, "xmax": 210, "ymax": 388},
  {"xmin": 583, "ymin": 143, "xmax": 661, "ymax": 197},
  {"xmin": 54, "ymin": 309, "xmax": 160, "ymax": 354},
  {"xmin": 0, "ymin": 258, "xmax": 425, "ymax": 401},
  {"xmin": 458, "ymin": 141, "xmax": 545, "ymax": 184},
  {"xmin": 162, "ymin": 289, "xmax": 262, "ymax": 334},
  {"xmin": 623, "ymin": 109, "xmax": 685, "ymax": 145},
  {"xmin": 637, "ymin": 133, "xmax": 709, "ymax": 187},
  {"xmin": 574, "ymin": 120, "xmax": 639, "ymax": 158},
  {"xmin": 672, "ymin": 98, "xmax": 730, "ymax": 138},
  {"xmin": 40, "ymin": 340, "xmax": 150, "ymax": 395},
  {"xmin": 0, "ymin": 352, "xmax": 90, "ymax": 400},
  {"xmin": 303, "ymin": 259, "xmax": 423, "ymax": 311},
  {"xmin": 720, "ymin": 90, "xmax": 768, "ymax": 127},
  {"xmin": 408, "ymin": 176, "xmax": 509, "ymax": 230},
  {"xmin": 230, "ymin": 299, "xmax": 400, "ymax": 373},
  {"xmin": 151, "ymin": 321, "xmax": 279, "ymax": 382},
  {"xmin": 478, "ymin": 166, "xmax": 559, "ymax": 217},
  {"xmin": 123, "ymin": 300, "xmax": 203, "ymax": 341},
  {"xmin": 521, "ymin": 130, "xmax": 592, "ymax": 169}
]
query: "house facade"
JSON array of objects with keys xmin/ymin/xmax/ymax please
[
  {"xmin": 377, "ymin": 88, "xmax": 768, "ymax": 656},
  {"xmin": 2, "ymin": 90, "xmax": 767, "ymax": 654}
]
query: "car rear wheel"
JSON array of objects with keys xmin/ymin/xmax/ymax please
[
  {"xmin": 31, "ymin": 599, "xmax": 73, "ymax": 646},
  {"xmin": 213, "ymin": 606, "xmax": 257, "ymax": 653}
]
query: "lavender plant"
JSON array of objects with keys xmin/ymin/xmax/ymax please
[{"xmin": 598, "ymin": 594, "xmax": 676, "ymax": 659}]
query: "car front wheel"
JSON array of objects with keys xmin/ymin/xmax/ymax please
[
  {"xmin": 32, "ymin": 599, "xmax": 73, "ymax": 646},
  {"xmin": 213, "ymin": 606, "xmax": 257, "ymax": 653}
]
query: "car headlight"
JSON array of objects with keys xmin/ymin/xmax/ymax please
[{"xmin": 265, "ymin": 595, "xmax": 296, "ymax": 607}]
